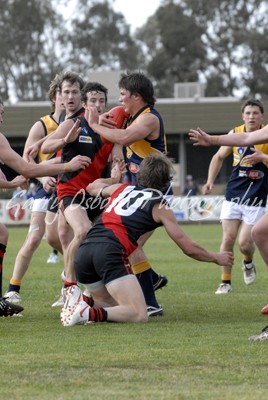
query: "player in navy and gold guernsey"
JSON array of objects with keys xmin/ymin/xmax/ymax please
[
  {"xmin": 86, "ymin": 72, "xmax": 170, "ymax": 316},
  {"xmin": 59, "ymin": 154, "xmax": 233, "ymax": 326},
  {"xmin": 195, "ymin": 99, "xmax": 268, "ymax": 295},
  {"xmin": 126, "ymin": 106, "xmax": 167, "ymax": 183}
]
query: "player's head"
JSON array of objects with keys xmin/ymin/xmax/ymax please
[
  {"xmin": 58, "ymin": 71, "xmax": 85, "ymax": 114},
  {"xmin": 119, "ymin": 72, "xmax": 155, "ymax": 106},
  {"xmin": 58, "ymin": 71, "xmax": 85, "ymax": 93},
  {"xmin": 137, "ymin": 154, "xmax": 174, "ymax": 191},
  {"xmin": 241, "ymin": 98, "xmax": 264, "ymax": 132},
  {"xmin": 81, "ymin": 82, "xmax": 108, "ymax": 114},
  {"xmin": 241, "ymin": 98, "xmax": 264, "ymax": 114}
]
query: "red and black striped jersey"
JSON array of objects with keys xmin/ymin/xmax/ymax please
[
  {"xmin": 57, "ymin": 116, "xmax": 113, "ymax": 201},
  {"xmin": 87, "ymin": 184, "xmax": 165, "ymax": 255}
]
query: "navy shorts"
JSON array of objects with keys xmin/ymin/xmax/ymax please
[{"xmin": 47, "ymin": 190, "xmax": 59, "ymax": 214}]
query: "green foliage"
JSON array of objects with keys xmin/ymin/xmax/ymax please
[
  {"xmin": 0, "ymin": 0, "xmax": 66, "ymax": 101},
  {"xmin": 68, "ymin": 0, "xmax": 143, "ymax": 74},
  {"xmin": 137, "ymin": 2, "xmax": 206, "ymax": 97},
  {"xmin": 1, "ymin": 0, "xmax": 268, "ymax": 101},
  {"xmin": 184, "ymin": 0, "xmax": 268, "ymax": 97},
  {"xmin": 1, "ymin": 224, "xmax": 268, "ymax": 399}
]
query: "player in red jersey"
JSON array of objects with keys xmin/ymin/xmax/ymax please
[
  {"xmin": 60, "ymin": 154, "xmax": 234, "ymax": 326},
  {"xmin": 41, "ymin": 80, "xmax": 122, "ymax": 295}
]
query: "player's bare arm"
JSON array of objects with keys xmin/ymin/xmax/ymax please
[
  {"xmin": 23, "ymin": 121, "xmax": 46, "ymax": 161},
  {"xmin": 0, "ymin": 133, "xmax": 90, "ymax": 178},
  {"xmin": 0, "ymin": 174, "xmax": 28, "ymax": 190},
  {"xmin": 41, "ymin": 119, "xmax": 80, "ymax": 154},
  {"xmin": 86, "ymin": 160, "xmax": 126, "ymax": 197},
  {"xmin": 189, "ymin": 125, "xmax": 268, "ymax": 147},
  {"xmin": 85, "ymin": 106, "xmax": 159, "ymax": 146},
  {"xmin": 152, "ymin": 204, "xmax": 234, "ymax": 267},
  {"xmin": 243, "ymin": 148, "xmax": 268, "ymax": 165},
  {"xmin": 202, "ymin": 142, "xmax": 233, "ymax": 194}
]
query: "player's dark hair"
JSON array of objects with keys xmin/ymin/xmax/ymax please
[
  {"xmin": 81, "ymin": 82, "xmax": 108, "ymax": 104},
  {"xmin": 241, "ymin": 98, "xmax": 264, "ymax": 114},
  {"xmin": 137, "ymin": 154, "xmax": 174, "ymax": 191},
  {"xmin": 119, "ymin": 72, "xmax": 156, "ymax": 106}
]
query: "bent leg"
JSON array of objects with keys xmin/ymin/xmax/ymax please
[{"xmin": 105, "ymin": 275, "xmax": 148, "ymax": 322}]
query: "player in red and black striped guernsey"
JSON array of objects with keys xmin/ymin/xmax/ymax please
[
  {"xmin": 60, "ymin": 154, "xmax": 233, "ymax": 326},
  {"xmin": 41, "ymin": 80, "xmax": 121, "ymax": 296}
]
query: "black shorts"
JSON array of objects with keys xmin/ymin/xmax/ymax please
[
  {"xmin": 47, "ymin": 190, "xmax": 59, "ymax": 214},
  {"xmin": 61, "ymin": 195, "xmax": 107, "ymax": 222},
  {"xmin": 74, "ymin": 240, "xmax": 133, "ymax": 285}
]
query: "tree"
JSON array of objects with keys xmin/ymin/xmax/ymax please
[
  {"xmin": 0, "ymin": 0, "xmax": 66, "ymax": 101},
  {"xmin": 67, "ymin": 0, "xmax": 143, "ymax": 75},
  {"xmin": 136, "ymin": 1, "xmax": 206, "ymax": 97},
  {"xmin": 184, "ymin": 0, "xmax": 268, "ymax": 97}
]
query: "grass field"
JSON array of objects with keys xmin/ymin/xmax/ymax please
[{"xmin": 1, "ymin": 224, "xmax": 268, "ymax": 400}]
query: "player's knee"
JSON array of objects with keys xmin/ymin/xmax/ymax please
[
  {"xmin": 239, "ymin": 240, "xmax": 252, "ymax": 254},
  {"xmin": 27, "ymin": 235, "xmax": 42, "ymax": 251},
  {"xmin": 132, "ymin": 307, "xmax": 148, "ymax": 323},
  {"xmin": 75, "ymin": 228, "xmax": 88, "ymax": 243}
]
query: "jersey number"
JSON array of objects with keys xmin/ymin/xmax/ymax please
[{"xmin": 105, "ymin": 189, "xmax": 152, "ymax": 216}]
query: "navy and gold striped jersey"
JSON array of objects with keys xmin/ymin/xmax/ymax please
[
  {"xmin": 225, "ymin": 124, "xmax": 268, "ymax": 207},
  {"xmin": 126, "ymin": 106, "xmax": 167, "ymax": 184},
  {"xmin": 34, "ymin": 114, "xmax": 59, "ymax": 199},
  {"xmin": 38, "ymin": 114, "xmax": 59, "ymax": 162}
]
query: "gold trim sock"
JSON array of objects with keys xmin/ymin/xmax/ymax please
[
  {"xmin": 132, "ymin": 260, "xmax": 151, "ymax": 275},
  {"xmin": 221, "ymin": 274, "xmax": 231, "ymax": 284},
  {"xmin": 8, "ymin": 278, "xmax": 22, "ymax": 293}
]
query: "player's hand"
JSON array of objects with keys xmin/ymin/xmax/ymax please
[
  {"xmin": 202, "ymin": 183, "xmax": 213, "ymax": 195},
  {"xmin": 24, "ymin": 143, "xmax": 39, "ymax": 161},
  {"xmin": 84, "ymin": 106, "xmax": 101, "ymax": 127},
  {"xmin": 189, "ymin": 128, "xmax": 213, "ymax": 147},
  {"xmin": 99, "ymin": 112, "xmax": 117, "ymax": 128},
  {"xmin": 11, "ymin": 175, "xmax": 28, "ymax": 189},
  {"xmin": 243, "ymin": 147, "xmax": 266, "ymax": 165},
  {"xmin": 215, "ymin": 251, "xmax": 234, "ymax": 268},
  {"xmin": 64, "ymin": 119, "xmax": 82, "ymax": 145},
  {"xmin": 66, "ymin": 155, "xmax": 91, "ymax": 172},
  {"xmin": 110, "ymin": 158, "xmax": 127, "ymax": 182},
  {"xmin": 41, "ymin": 176, "xmax": 56, "ymax": 193}
]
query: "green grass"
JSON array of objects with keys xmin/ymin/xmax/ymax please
[{"xmin": 1, "ymin": 224, "xmax": 268, "ymax": 400}]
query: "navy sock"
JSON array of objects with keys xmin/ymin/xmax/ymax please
[
  {"xmin": 151, "ymin": 268, "xmax": 159, "ymax": 285},
  {"xmin": 136, "ymin": 269, "xmax": 159, "ymax": 308}
]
